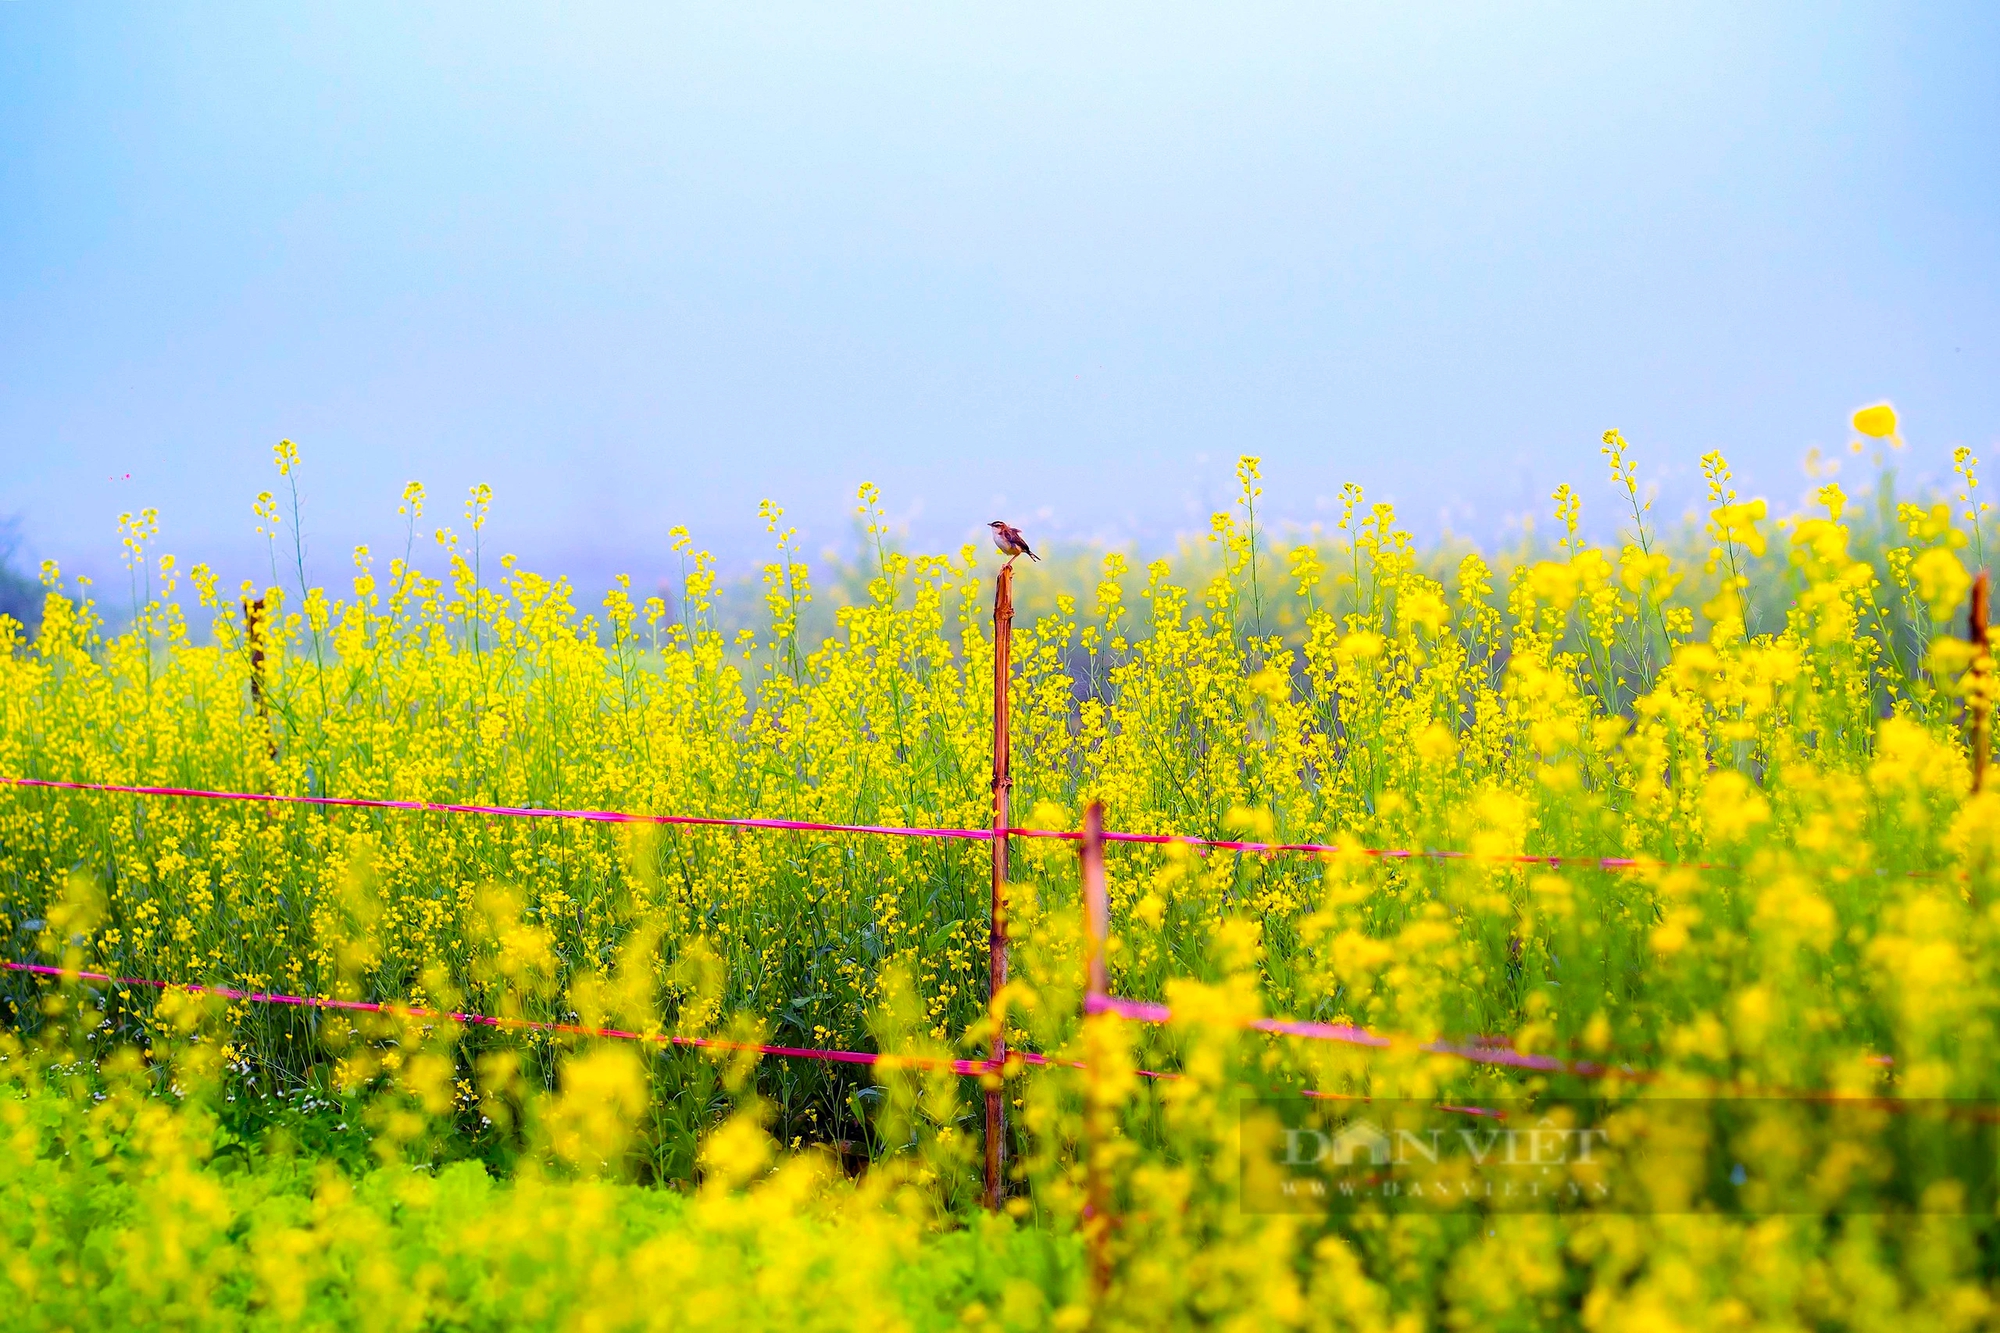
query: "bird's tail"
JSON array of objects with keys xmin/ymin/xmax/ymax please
[{"xmin": 1028, "ymin": 551, "xmax": 1042, "ymax": 562}]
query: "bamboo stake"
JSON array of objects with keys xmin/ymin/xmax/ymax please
[
  {"xmin": 986, "ymin": 561, "xmax": 1015, "ymax": 1210},
  {"xmin": 1972, "ymin": 571, "xmax": 1990, "ymax": 794},
  {"xmin": 1079, "ymin": 800, "xmax": 1113, "ymax": 1297}
]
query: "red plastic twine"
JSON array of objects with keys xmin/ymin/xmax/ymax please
[
  {"xmin": 0, "ymin": 774, "xmax": 1700, "ymax": 871},
  {"xmin": 7, "ymin": 962, "xmax": 1926, "ymax": 1123},
  {"xmin": 0, "ymin": 960, "xmax": 1014, "ymax": 1077},
  {"xmin": 0, "ymin": 959, "xmax": 1555, "ymax": 1085},
  {"xmin": 3, "ymin": 961, "xmax": 1508, "ymax": 1115},
  {"xmin": 1084, "ymin": 993, "xmax": 1636, "ymax": 1079}
]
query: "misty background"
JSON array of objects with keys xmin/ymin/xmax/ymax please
[{"xmin": 3, "ymin": 2, "xmax": 1998, "ymax": 607}]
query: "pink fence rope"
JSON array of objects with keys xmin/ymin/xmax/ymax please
[
  {"xmin": 10, "ymin": 960, "xmax": 1942, "ymax": 1121},
  {"xmin": 0, "ymin": 774, "xmax": 1700, "ymax": 872},
  {"xmin": 1082, "ymin": 991, "xmax": 1948, "ymax": 1119},
  {"xmin": 5, "ymin": 961, "xmax": 1522, "ymax": 1117},
  {"xmin": 1085, "ymin": 992, "xmax": 1637, "ymax": 1079},
  {"xmin": 0, "ymin": 776, "xmax": 995, "ymax": 844},
  {"xmin": 1, "ymin": 960, "xmax": 1017, "ymax": 1077}
]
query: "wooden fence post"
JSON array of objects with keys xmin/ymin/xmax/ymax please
[
  {"xmin": 1079, "ymin": 800, "xmax": 1113, "ymax": 1296},
  {"xmin": 986, "ymin": 562, "xmax": 1015, "ymax": 1210}
]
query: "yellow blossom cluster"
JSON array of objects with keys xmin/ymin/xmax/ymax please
[{"xmin": 3, "ymin": 406, "xmax": 2000, "ymax": 1325}]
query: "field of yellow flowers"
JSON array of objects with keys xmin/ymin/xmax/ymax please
[{"xmin": 4, "ymin": 409, "xmax": 2000, "ymax": 1329}]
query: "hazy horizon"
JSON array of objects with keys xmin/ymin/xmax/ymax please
[{"xmin": 6, "ymin": 3, "xmax": 1998, "ymax": 594}]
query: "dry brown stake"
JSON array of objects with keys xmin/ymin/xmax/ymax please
[
  {"xmin": 1973, "ymin": 571, "xmax": 1991, "ymax": 794},
  {"xmin": 243, "ymin": 596, "xmax": 277, "ymax": 762}
]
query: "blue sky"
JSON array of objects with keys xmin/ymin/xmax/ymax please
[{"xmin": 3, "ymin": 2, "xmax": 1997, "ymax": 592}]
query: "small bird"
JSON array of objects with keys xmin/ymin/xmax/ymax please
[{"xmin": 987, "ymin": 520, "xmax": 1040, "ymax": 564}]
